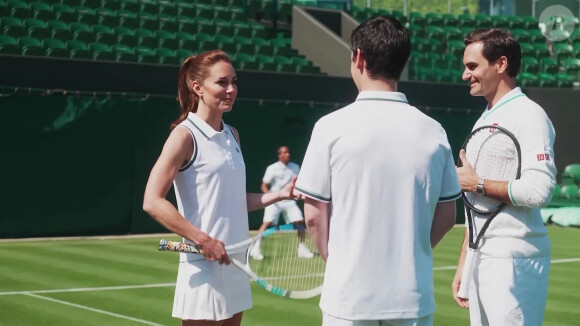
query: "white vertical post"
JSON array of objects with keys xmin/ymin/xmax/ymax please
[
  {"xmin": 404, "ymin": 0, "xmax": 407, "ymax": 16},
  {"xmin": 490, "ymin": 0, "xmax": 494, "ymax": 15},
  {"xmin": 448, "ymin": 0, "xmax": 451, "ymax": 13}
]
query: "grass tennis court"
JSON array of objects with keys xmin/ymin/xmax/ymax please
[{"xmin": 0, "ymin": 226, "xmax": 578, "ymax": 325}]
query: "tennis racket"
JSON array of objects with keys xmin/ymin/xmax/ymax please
[
  {"xmin": 456, "ymin": 125, "xmax": 521, "ymax": 299},
  {"xmin": 158, "ymin": 224, "xmax": 324, "ymax": 299}
]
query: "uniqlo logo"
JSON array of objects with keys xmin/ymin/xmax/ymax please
[
  {"xmin": 546, "ymin": 154, "xmax": 550, "ymax": 161},
  {"xmin": 537, "ymin": 154, "xmax": 545, "ymax": 161}
]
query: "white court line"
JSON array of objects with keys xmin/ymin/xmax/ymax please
[
  {"xmin": 0, "ymin": 283, "xmax": 175, "ymax": 296},
  {"xmin": 2, "ymin": 258, "xmax": 578, "ymax": 296},
  {"xmin": 24, "ymin": 293, "xmax": 165, "ymax": 326}
]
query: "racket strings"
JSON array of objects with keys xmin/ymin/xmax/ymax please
[
  {"xmin": 466, "ymin": 128, "xmax": 519, "ymax": 212},
  {"xmin": 249, "ymin": 229, "xmax": 324, "ymax": 292}
]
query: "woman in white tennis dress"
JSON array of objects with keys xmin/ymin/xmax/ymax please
[{"xmin": 143, "ymin": 50, "xmax": 297, "ymax": 326}]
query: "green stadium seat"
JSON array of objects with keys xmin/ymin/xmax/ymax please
[
  {"xmin": 69, "ymin": 22, "xmax": 90, "ymax": 33},
  {"xmin": 198, "ymin": 40, "xmax": 218, "ymax": 52},
  {"xmin": 69, "ymin": 47, "xmax": 90, "ymax": 59},
  {"xmin": 508, "ymin": 15, "xmax": 525, "ymax": 29},
  {"xmin": 561, "ymin": 164, "xmax": 580, "ymax": 185},
  {"xmin": 175, "ymin": 15, "xmax": 193, "ymax": 24},
  {"xmin": 138, "ymin": 53, "xmax": 158, "ymax": 64},
  {"xmin": 42, "ymin": 37, "xmax": 65, "ymax": 50},
  {"xmin": 115, "ymin": 51, "xmax": 137, "ymax": 62},
  {"xmin": 444, "ymin": 26, "xmax": 462, "ymax": 42},
  {"xmin": 216, "ymin": 23, "xmax": 234, "ymax": 36},
  {"xmin": 511, "ymin": 29, "xmax": 530, "ymax": 44},
  {"xmin": 554, "ymin": 43, "xmax": 573, "ymax": 65},
  {"xmin": 134, "ymin": 45, "xmax": 154, "ymax": 56},
  {"xmin": 447, "ymin": 40, "xmax": 465, "ymax": 57},
  {"xmin": 235, "ymin": 25, "xmax": 253, "ymax": 38},
  {"xmin": 52, "ymin": 3, "xmax": 73, "ymax": 13},
  {"xmin": 73, "ymin": 5, "xmax": 94, "ymax": 15},
  {"xmin": 10, "ymin": 7, "xmax": 31, "ymax": 20},
  {"xmin": 533, "ymin": 43, "xmax": 551, "ymax": 60},
  {"xmin": 540, "ymin": 57, "xmax": 559, "ymax": 74},
  {"xmin": 138, "ymin": 36, "xmax": 157, "ymax": 49},
  {"xmin": 27, "ymin": 26, "xmax": 49, "ymax": 40},
  {"xmin": 491, "ymin": 15, "xmax": 509, "ymax": 28},
  {"xmin": 78, "ymin": 13, "xmax": 98, "ymax": 26},
  {"xmin": 175, "ymin": 48, "xmax": 194, "ymax": 61},
  {"xmin": 425, "ymin": 25, "xmax": 444, "ymax": 42},
  {"xmin": 159, "ymin": 4, "xmax": 177, "ymax": 16},
  {"xmin": 33, "ymin": 9, "xmax": 54, "ymax": 22},
  {"xmin": 47, "ymin": 19, "xmax": 67, "ymax": 30},
  {"xmin": 175, "ymin": 31, "xmax": 194, "ymax": 42},
  {"xmin": 73, "ymin": 30, "xmax": 95, "ymax": 44},
  {"xmin": 0, "ymin": 34, "xmax": 16, "ymax": 46},
  {"xmin": 95, "ymin": 33, "xmax": 115, "ymax": 46},
  {"xmin": 3, "ymin": 25, "xmax": 25, "ymax": 38},
  {"xmin": 522, "ymin": 15, "xmax": 538, "ymax": 29},
  {"xmin": 46, "ymin": 47, "xmax": 68, "ymax": 58},
  {"xmin": 407, "ymin": 24, "xmax": 424, "ymax": 39},
  {"xmin": 563, "ymin": 58, "xmax": 580, "ymax": 79},
  {"xmin": 119, "ymin": 16, "xmax": 138, "ymax": 29},
  {"xmin": 458, "ymin": 13, "xmax": 475, "ymax": 29},
  {"xmin": 519, "ymin": 42, "xmax": 535, "ymax": 58},
  {"xmin": 1, "ymin": 16, "xmax": 22, "ymax": 29},
  {"xmin": 23, "ymin": 18, "xmax": 45, "ymax": 30},
  {"xmin": 178, "ymin": 39, "xmax": 196, "ymax": 51},
  {"xmin": 198, "ymin": 24, "xmax": 217, "ymax": 36},
  {"xmin": 558, "ymin": 184, "xmax": 579, "ymax": 199},
  {"xmin": 424, "ymin": 51, "xmax": 441, "ymax": 70},
  {"xmin": 134, "ymin": 28, "xmax": 154, "ymax": 38},
  {"xmin": 521, "ymin": 56, "xmax": 539, "ymax": 74},
  {"xmin": 160, "ymin": 20, "xmax": 178, "ymax": 33},
  {"xmin": 517, "ymin": 72, "xmax": 538, "ymax": 87},
  {"xmin": 66, "ymin": 39, "xmax": 88, "ymax": 51},
  {"xmin": 178, "ymin": 22, "xmax": 196, "ymax": 34},
  {"xmin": 409, "ymin": 12, "xmax": 426, "ymax": 28},
  {"xmin": 474, "ymin": 14, "xmax": 492, "ymax": 28},
  {"xmin": 441, "ymin": 13, "xmax": 459, "ymax": 27},
  {"xmin": 93, "ymin": 51, "xmax": 115, "ymax": 61},
  {"xmin": 111, "ymin": 43, "xmax": 132, "ymax": 55},
  {"xmin": 140, "ymin": 19, "xmax": 159, "ymax": 32},
  {"xmin": 529, "ymin": 29, "xmax": 546, "ymax": 45},
  {"xmin": 425, "ymin": 12, "xmax": 443, "ymax": 27},
  {"xmin": 159, "ymin": 38, "xmax": 178, "ymax": 51},
  {"xmin": 101, "ymin": 0, "xmax": 120, "ymax": 11},
  {"xmin": 98, "ymin": 15, "xmax": 118, "ymax": 28},
  {"xmin": 29, "ymin": 1, "xmax": 50, "ymax": 11},
  {"xmin": 555, "ymin": 73, "xmax": 574, "ymax": 88}
]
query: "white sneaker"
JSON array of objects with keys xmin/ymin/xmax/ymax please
[
  {"xmin": 250, "ymin": 246, "xmax": 264, "ymax": 260},
  {"xmin": 298, "ymin": 243, "xmax": 314, "ymax": 259}
]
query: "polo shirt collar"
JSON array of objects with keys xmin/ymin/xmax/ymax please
[
  {"xmin": 355, "ymin": 91, "xmax": 408, "ymax": 104},
  {"xmin": 186, "ymin": 112, "xmax": 224, "ymax": 139},
  {"xmin": 485, "ymin": 87, "xmax": 523, "ymax": 111}
]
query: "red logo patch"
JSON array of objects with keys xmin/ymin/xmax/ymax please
[
  {"xmin": 545, "ymin": 154, "xmax": 550, "ymax": 161},
  {"xmin": 537, "ymin": 154, "xmax": 545, "ymax": 161}
]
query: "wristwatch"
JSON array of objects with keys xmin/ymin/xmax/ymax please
[{"xmin": 476, "ymin": 179, "xmax": 486, "ymax": 197}]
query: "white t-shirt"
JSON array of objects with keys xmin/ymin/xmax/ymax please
[
  {"xmin": 295, "ymin": 91, "xmax": 461, "ymax": 320},
  {"xmin": 173, "ymin": 113, "xmax": 249, "ymax": 262},
  {"xmin": 467, "ymin": 87, "xmax": 556, "ymax": 258},
  {"xmin": 263, "ymin": 161, "xmax": 300, "ymax": 207}
]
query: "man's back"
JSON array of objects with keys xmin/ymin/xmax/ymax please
[{"xmin": 297, "ymin": 91, "xmax": 460, "ymax": 320}]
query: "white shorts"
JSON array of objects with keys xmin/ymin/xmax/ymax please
[
  {"xmin": 263, "ymin": 200, "xmax": 303, "ymax": 224},
  {"xmin": 469, "ymin": 255, "xmax": 550, "ymax": 326},
  {"xmin": 322, "ymin": 312, "xmax": 433, "ymax": 326},
  {"xmin": 172, "ymin": 253, "xmax": 252, "ymax": 321}
]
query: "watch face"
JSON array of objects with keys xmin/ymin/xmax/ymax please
[{"xmin": 476, "ymin": 186, "xmax": 485, "ymax": 196}]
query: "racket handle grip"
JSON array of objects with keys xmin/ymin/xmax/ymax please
[{"xmin": 457, "ymin": 248, "xmax": 475, "ymax": 299}]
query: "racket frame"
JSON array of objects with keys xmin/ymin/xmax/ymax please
[
  {"xmin": 456, "ymin": 125, "xmax": 522, "ymax": 298},
  {"xmin": 158, "ymin": 224, "xmax": 322, "ymax": 299}
]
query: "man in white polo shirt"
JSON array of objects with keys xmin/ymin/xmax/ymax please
[
  {"xmin": 295, "ymin": 16, "xmax": 461, "ymax": 326},
  {"xmin": 251, "ymin": 146, "xmax": 314, "ymax": 260},
  {"xmin": 453, "ymin": 28, "xmax": 556, "ymax": 326}
]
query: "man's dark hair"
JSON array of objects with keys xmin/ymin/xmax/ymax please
[
  {"xmin": 464, "ymin": 28, "xmax": 521, "ymax": 78},
  {"xmin": 350, "ymin": 16, "xmax": 410, "ymax": 81}
]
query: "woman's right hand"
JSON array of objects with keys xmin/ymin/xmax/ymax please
[{"xmin": 198, "ymin": 237, "xmax": 230, "ymax": 265}]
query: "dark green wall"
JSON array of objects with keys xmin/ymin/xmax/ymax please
[{"xmin": 0, "ymin": 93, "xmax": 478, "ymax": 238}]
